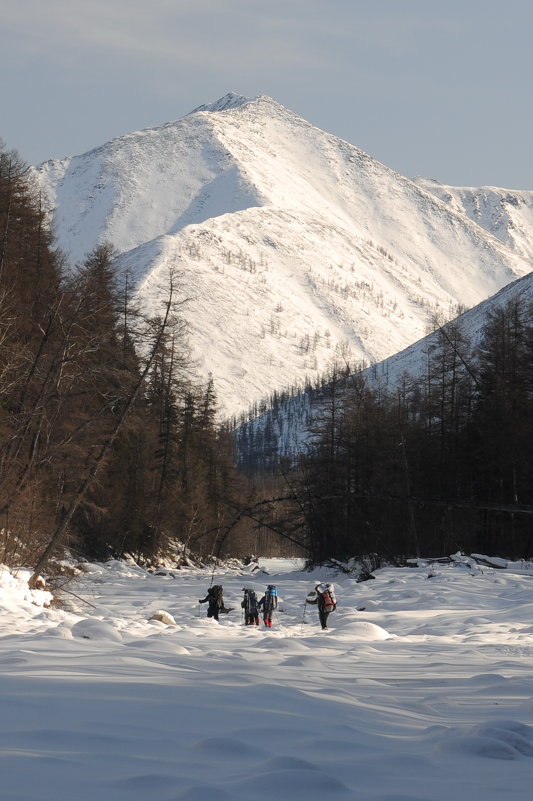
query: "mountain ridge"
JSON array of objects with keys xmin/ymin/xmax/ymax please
[{"xmin": 415, "ymin": 176, "xmax": 533, "ymax": 261}]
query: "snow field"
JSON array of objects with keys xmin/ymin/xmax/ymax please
[{"xmin": 0, "ymin": 558, "xmax": 532, "ymax": 800}]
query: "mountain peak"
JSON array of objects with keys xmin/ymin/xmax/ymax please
[
  {"xmin": 34, "ymin": 95, "xmax": 533, "ymax": 417},
  {"xmin": 190, "ymin": 92, "xmax": 256, "ymax": 114}
]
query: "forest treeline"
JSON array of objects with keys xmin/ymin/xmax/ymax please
[
  {"xmin": 270, "ymin": 298, "xmax": 533, "ymax": 564},
  {"xmin": 0, "ymin": 143, "xmax": 256, "ymax": 574}
]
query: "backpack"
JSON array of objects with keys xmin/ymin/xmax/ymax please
[
  {"xmin": 265, "ymin": 585, "xmax": 278, "ymax": 611},
  {"xmin": 242, "ymin": 589, "xmax": 258, "ymax": 614},
  {"xmin": 210, "ymin": 585, "xmax": 224, "ymax": 609},
  {"xmin": 317, "ymin": 583, "xmax": 336, "ymax": 612}
]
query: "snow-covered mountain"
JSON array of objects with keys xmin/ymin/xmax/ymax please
[
  {"xmin": 416, "ymin": 177, "xmax": 533, "ymax": 261},
  {"xmin": 35, "ymin": 93, "xmax": 532, "ymax": 417},
  {"xmin": 369, "ymin": 269, "xmax": 533, "ymax": 390},
  {"xmin": 237, "ymin": 269, "xmax": 533, "ymax": 468}
]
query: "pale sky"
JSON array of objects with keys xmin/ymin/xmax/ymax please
[{"xmin": 2, "ymin": 0, "xmax": 532, "ymax": 188}]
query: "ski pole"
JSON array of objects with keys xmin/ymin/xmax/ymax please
[{"xmin": 300, "ymin": 600, "xmax": 308, "ymax": 633}]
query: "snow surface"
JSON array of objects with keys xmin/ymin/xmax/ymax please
[
  {"xmin": 34, "ymin": 94, "xmax": 533, "ymax": 417},
  {"xmin": 2, "ymin": 556, "xmax": 533, "ymax": 800},
  {"xmin": 416, "ymin": 177, "xmax": 533, "ymax": 262}
]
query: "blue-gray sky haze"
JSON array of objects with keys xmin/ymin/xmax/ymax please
[{"xmin": 1, "ymin": 0, "xmax": 531, "ymax": 188}]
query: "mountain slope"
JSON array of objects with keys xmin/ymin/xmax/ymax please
[
  {"xmin": 237, "ymin": 270, "xmax": 533, "ymax": 468},
  {"xmin": 35, "ymin": 93, "xmax": 532, "ymax": 416},
  {"xmin": 416, "ymin": 177, "xmax": 533, "ymax": 261}
]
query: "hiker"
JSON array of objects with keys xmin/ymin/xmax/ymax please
[
  {"xmin": 307, "ymin": 583, "xmax": 336, "ymax": 630},
  {"xmin": 241, "ymin": 588, "xmax": 260, "ymax": 625},
  {"xmin": 258, "ymin": 584, "xmax": 278, "ymax": 628},
  {"xmin": 199, "ymin": 585, "xmax": 225, "ymax": 620}
]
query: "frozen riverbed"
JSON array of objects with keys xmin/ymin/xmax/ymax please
[{"xmin": 1, "ymin": 557, "xmax": 532, "ymax": 800}]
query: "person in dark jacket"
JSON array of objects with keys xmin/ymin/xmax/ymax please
[
  {"xmin": 241, "ymin": 588, "xmax": 260, "ymax": 625},
  {"xmin": 258, "ymin": 586, "xmax": 277, "ymax": 628},
  {"xmin": 199, "ymin": 585, "xmax": 224, "ymax": 620},
  {"xmin": 307, "ymin": 583, "xmax": 337, "ymax": 630}
]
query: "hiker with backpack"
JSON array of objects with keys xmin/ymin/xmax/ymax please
[
  {"xmin": 258, "ymin": 584, "xmax": 278, "ymax": 628},
  {"xmin": 241, "ymin": 588, "xmax": 260, "ymax": 625},
  {"xmin": 307, "ymin": 583, "xmax": 336, "ymax": 630},
  {"xmin": 199, "ymin": 585, "xmax": 225, "ymax": 620}
]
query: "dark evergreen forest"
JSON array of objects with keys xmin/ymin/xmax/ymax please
[{"xmin": 250, "ymin": 303, "xmax": 533, "ymax": 565}]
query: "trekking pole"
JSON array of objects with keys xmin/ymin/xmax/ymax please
[{"xmin": 300, "ymin": 600, "xmax": 308, "ymax": 633}]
